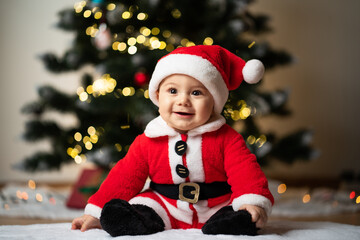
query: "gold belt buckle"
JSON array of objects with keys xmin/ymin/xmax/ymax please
[{"xmin": 179, "ymin": 182, "xmax": 200, "ymax": 204}]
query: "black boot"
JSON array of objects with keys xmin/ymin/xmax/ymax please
[
  {"xmin": 201, "ymin": 206, "xmax": 258, "ymax": 236},
  {"xmin": 100, "ymin": 199, "xmax": 165, "ymax": 237}
]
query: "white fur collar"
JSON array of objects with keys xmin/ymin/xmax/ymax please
[{"xmin": 144, "ymin": 115, "xmax": 226, "ymax": 138}]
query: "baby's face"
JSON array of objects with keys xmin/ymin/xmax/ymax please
[{"xmin": 156, "ymin": 74, "xmax": 214, "ymax": 134}]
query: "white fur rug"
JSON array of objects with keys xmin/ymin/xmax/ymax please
[{"xmin": 1, "ymin": 220, "xmax": 360, "ymax": 240}]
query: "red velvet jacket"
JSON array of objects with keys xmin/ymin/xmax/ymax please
[{"xmin": 85, "ymin": 116, "xmax": 274, "ymax": 218}]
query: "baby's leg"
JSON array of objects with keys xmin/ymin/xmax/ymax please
[
  {"xmin": 201, "ymin": 206, "xmax": 257, "ymax": 235},
  {"xmin": 100, "ymin": 191, "xmax": 167, "ymax": 237}
]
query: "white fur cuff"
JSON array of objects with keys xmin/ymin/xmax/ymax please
[
  {"xmin": 232, "ymin": 194, "xmax": 272, "ymax": 216},
  {"xmin": 84, "ymin": 203, "xmax": 102, "ymax": 219}
]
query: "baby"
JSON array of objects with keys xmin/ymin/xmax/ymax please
[{"xmin": 72, "ymin": 45, "xmax": 274, "ymax": 236}]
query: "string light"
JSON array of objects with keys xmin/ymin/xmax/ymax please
[
  {"xmin": 159, "ymin": 41, "xmax": 167, "ymax": 50},
  {"xmin": 49, "ymin": 197, "xmax": 56, "ymax": 205},
  {"xmin": 203, "ymin": 37, "xmax": 214, "ymax": 45},
  {"xmin": 74, "ymin": 144, "xmax": 82, "ymax": 153},
  {"xmin": 92, "ymin": 74, "xmax": 117, "ymax": 95},
  {"xmin": 136, "ymin": 35, "xmax": 146, "ymax": 44},
  {"xmin": 115, "ymin": 143, "xmax": 122, "ymax": 152},
  {"xmin": 166, "ymin": 44, "xmax": 175, "ymax": 52},
  {"xmin": 74, "ymin": 132, "xmax": 82, "ymax": 142},
  {"xmin": 171, "ymin": 9, "xmax": 181, "ymax": 19},
  {"xmin": 88, "ymin": 126, "xmax": 96, "ymax": 136},
  {"xmin": 118, "ymin": 42, "xmax": 127, "ymax": 51},
  {"xmin": 129, "ymin": 5, "xmax": 138, "ymax": 12},
  {"xmin": 94, "ymin": 11, "xmax": 102, "ymax": 19},
  {"xmin": 122, "ymin": 87, "xmax": 135, "ymax": 96},
  {"xmin": 144, "ymin": 89, "xmax": 149, "ymax": 98},
  {"xmin": 181, "ymin": 38, "xmax": 189, "ymax": 46},
  {"xmin": 36, "ymin": 193, "xmax": 43, "ymax": 202},
  {"xmin": 83, "ymin": 10, "xmax": 92, "ymax": 18},
  {"xmin": 16, "ymin": 190, "xmax": 22, "ymax": 199},
  {"xmin": 79, "ymin": 92, "xmax": 89, "ymax": 102},
  {"xmin": 74, "ymin": 155, "xmax": 82, "ymax": 164},
  {"xmin": 231, "ymin": 110, "xmax": 241, "ymax": 121},
  {"xmin": 240, "ymin": 107, "xmax": 251, "ymax": 119},
  {"xmin": 28, "ymin": 180, "xmax": 36, "ymax": 190},
  {"xmin": 74, "ymin": 1, "xmax": 86, "ymax": 13},
  {"xmin": 140, "ymin": 27, "xmax": 151, "ymax": 36},
  {"xmin": 86, "ymin": 25, "xmax": 98, "ymax": 37},
  {"xmin": 137, "ymin": 13, "xmax": 148, "ymax": 20},
  {"xmin": 85, "ymin": 141, "xmax": 93, "ymax": 150},
  {"xmin": 302, "ymin": 194, "xmax": 311, "ymax": 203},
  {"xmin": 107, "ymin": 3, "xmax": 116, "ymax": 11},
  {"xmin": 248, "ymin": 41, "xmax": 256, "ymax": 48},
  {"xmin": 128, "ymin": 37, "xmax": 137, "ymax": 46},
  {"xmin": 90, "ymin": 134, "xmax": 98, "ymax": 143},
  {"xmin": 151, "ymin": 39, "xmax": 161, "ymax": 49},
  {"xmin": 255, "ymin": 135, "xmax": 267, "ymax": 148},
  {"xmin": 247, "ymin": 135, "xmax": 256, "ymax": 145},
  {"xmin": 277, "ymin": 183, "xmax": 287, "ymax": 194},
  {"xmin": 128, "ymin": 45, "xmax": 137, "ymax": 54},
  {"xmin": 151, "ymin": 27, "xmax": 160, "ymax": 35},
  {"xmin": 122, "ymin": 11, "xmax": 132, "ymax": 19},
  {"xmin": 350, "ymin": 191, "xmax": 356, "ymax": 199},
  {"xmin": 21, "ymin": 192, "xmax": 29, "ymax": 201},
  {"xmin": 86, "ymin": 85, "xmax": 93, "ymax": 94},
  {"xmin": 162, "ymin": 30, "xmax": 171, "ymax": 38}
]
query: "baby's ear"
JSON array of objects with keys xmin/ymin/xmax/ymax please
[{"xmin": 156, "ymin": 90, "xmax": 159, "ymax": 101}]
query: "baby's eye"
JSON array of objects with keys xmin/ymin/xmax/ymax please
[
  {"xmin": 192, "ymin": 90, "xmax": 202, "ymax": 96},
  {"xmin": 169, "ymin": 88, "xmax": 177, "ymax": 94}
]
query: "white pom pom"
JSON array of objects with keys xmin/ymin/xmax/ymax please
[{"xmin": 242, "ymin": 59, "xmax": 265, "ymax": 84}]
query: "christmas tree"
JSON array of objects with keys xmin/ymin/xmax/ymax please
[{"xmin": 20, "ymin": 0, "xmax": 316, "ymax": 172}]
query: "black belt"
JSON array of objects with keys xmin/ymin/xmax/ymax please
[{"xmin": 150, "ymin": 181, "xmax": 232, "ymax": 204}]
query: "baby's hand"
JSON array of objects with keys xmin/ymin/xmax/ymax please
[
  {"xmin": 71, "ymin": 214, "xmax": 101, "ymax": 232},
  {"xmin": 239, "ymin": 204, "xmax": 268, "ymax": 228}
]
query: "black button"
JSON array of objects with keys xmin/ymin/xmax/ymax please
[
  {"xmin": 175, "ymin": 140, "xmax": 187, "ymax": 156},
  {"xmin": 176, "ymin": 164, "xmax": 189, "ymax": 178}
]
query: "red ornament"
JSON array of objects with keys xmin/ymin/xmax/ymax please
[{"xmin": 134, "ymin": 71, "xmax": 149, "ymax": 86}]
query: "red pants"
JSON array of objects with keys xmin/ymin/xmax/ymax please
[{"xmin": 129, "ymin": 190, "xmax": 230, "ymax": 230}]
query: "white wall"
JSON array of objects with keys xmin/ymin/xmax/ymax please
[
  {"xmin": 251, "ymin": 0, "xmax": 360, "ymax": 179},
  {"xmin": 0, "ymin": 0, "xmax": 359, "ymax": 183},
  {"xmin": 0, "ymin": 0, "xmax": 85, "ymax": 183}
]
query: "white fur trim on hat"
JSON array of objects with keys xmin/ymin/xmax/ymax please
[
  {"xmin": 149, "ymin": 54, "xmax": 229, "ymax": 115},
  {"xmin": 242, "ymin": 59, "xmax": 265, "ymax": 84}
]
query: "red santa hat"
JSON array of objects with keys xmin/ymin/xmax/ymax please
[{"xmin": 149, "ymin": 45, "xmax": 264, "ymax": 114}]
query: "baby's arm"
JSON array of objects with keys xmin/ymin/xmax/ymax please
[
  {"xmin": 71, "ymin": 214, "xmax": 101, "ymax": 232},
  {"xmin": 239, "ymin": 204, "xmax": 268, "ymax": 228}
]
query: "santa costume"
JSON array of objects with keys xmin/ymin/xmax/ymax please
[{"xmin": 84, "ymin": 45, "xmax": 274, "ymax": 236}]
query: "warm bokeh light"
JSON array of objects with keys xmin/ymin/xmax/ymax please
[
  {"xmin": 247, "ymin": 135, "xmax": 256, "ymax": 145},
  {"xmin": 203, "ymin": 37, "xmax": 214, "ymax": 45},
  {"xmin": 303, "ymin": 194, "xmax": 311, "ymax": 203},
  {"xmin": 36, "ymin": 193, "xmax": 43, "ymax": 202},
  {"xmin": 277, "ymin": 183, "xmax": 287, "ymax": 194},
  {"xmin": 28, "ymin": 180, "xmax": 36, "ymax": 190},
  {"xmin": 137, "ymin": 13, "xmax": 148, "ymax": 20},
  {"xmin": 74, "ymin": 132, "xmax": 82, "ymax": 142},
  {"xmin": 171, "ymin": 9, "xmax": 181, "ymax": 18},
  {"xmin": 88, "ymin": 126, "xmax": 96, "ymax": 136},
  {"xmin": 83, "ymin": 10, "xmax": 91, "ymax": 18},
  {"xmin": 107, "ymin": 3, "xmax": 116, "ymax": 11},
  {"xmin": 248, "ymin": 41, "xmax": 256, "ymax": 48},
  {"xmin": 350, "ymin": 191, "xmax": 356, "ymax": 199}
]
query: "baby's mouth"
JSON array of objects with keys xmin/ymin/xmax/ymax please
[{"xmin": 174, "ymin": 112, "xmax": 194, "ymax": 116}]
